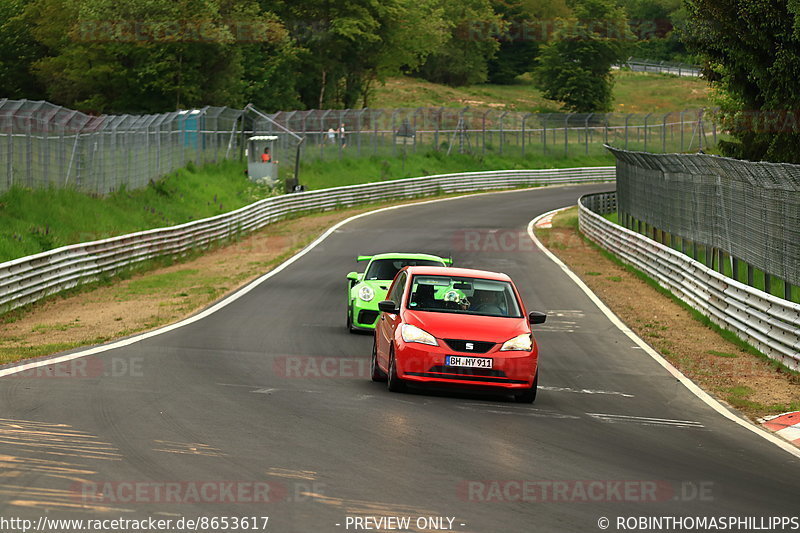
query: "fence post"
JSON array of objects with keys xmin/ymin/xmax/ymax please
[
  {"xmin": 542, "ymin": 114, "xmax": 550, "ymax": 153},
  {"xmin": 482, "ymin": 110, "xmax": 489, "ymax": 156},
  {"xmin": 391, "ymin": 110, "xmax": 398, "ymax": 157},
  {"xmin": 6, "ymin": 106, "xmax": 13, "ymax": 189},
  {"xmin": 680, "ymin": 110, "xmax": 685, "ymax": 152},
  {"xmin": 643, "ymin": 112, "xmax": 652, "ymax": 152},
  {"xmin": 413, "ymin": 107, "xmax": 421, "ymax": 154},
  {"xmin": 585, "ymin": 113, "xmax": 593, "ymax": 155},
  {"xmin": 319, "ymin": 109, "xmax": 331, "ymax": 159},
  {"xmin": 357, "ymin": 108, "xmax": 365, "ymax": 156},
  {"xmin": 499, "ymin": 111, "xmax": 508, "ymax": 155},
  {"xmin": 564, "ymin": 113, "xmax": 573, "ymax": 156},
  {"xmin": 373, "ymin": 109, "xmax": 381, "ymax": 155},
  {"xmin": 662, "ymin": 113, "xmax": 668, "ymax": 153},
  {"xmin": 624, "ymin": 114, "xmax": 631, "ymax": 149},
  {"xmin": 521, "ymin": 113, "xmax": 531, "ymax": 157}
]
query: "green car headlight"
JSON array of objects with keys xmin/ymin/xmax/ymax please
[{"xmin": 358, "ymin": 285, "xmax": 375, "ymax": 302}]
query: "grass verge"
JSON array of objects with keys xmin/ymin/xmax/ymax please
[{"xmin": 0, "ymin": 152, "xmax": 611, "ymax": 264}]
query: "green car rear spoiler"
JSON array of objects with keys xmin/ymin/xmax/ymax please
[{"xmin": 358, "ymin": 255, "xmax": 453, "ymax": 264}]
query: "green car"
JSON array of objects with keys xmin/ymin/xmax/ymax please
[{"xmin": 346, "ymin": 253, "xmax": 452, "ymax": 332}]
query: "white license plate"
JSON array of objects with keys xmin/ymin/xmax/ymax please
[{"xmin": 445, "ymin": 355, "xmax": 493, "ymax": 369}]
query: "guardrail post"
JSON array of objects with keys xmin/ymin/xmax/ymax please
[{"xmin": 765, "ymin": 273, "xmax": 772, "ymax": 295}]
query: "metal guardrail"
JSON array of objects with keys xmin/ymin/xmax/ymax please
[
  {"xmin": 579, "ymin": 191, "xmax": 800, "ymax": 371},
  {"xmin": 621, "ymin": 58, "xmax": 701, "ymax": 78},
  {"xmin": 0, "ymin": 167, "xmax": 615, "ymax": 314}
]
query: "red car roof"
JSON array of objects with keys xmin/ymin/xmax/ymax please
[{"xmin": 402, "ymin": 266, "xmax": 512, "ymax": 281}]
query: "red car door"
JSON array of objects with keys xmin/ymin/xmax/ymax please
[{"xmin": 376, "ymin": 271, "xmax": 407, "ymax": 369}]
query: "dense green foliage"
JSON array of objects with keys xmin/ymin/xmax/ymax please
[
  {"xmin": 684, "ymin": 0, "xmax": 800, "ymax": 163},
  {"xmin": 0, "ymin": 0, "xmax": 698, "ymax": 113},
  {"xmin": 619, "ymin": 0, "xmax": 691, "ymax": 62},
  {"xmin": 485, "ymin": 0, "xmax": 569, "ymax": 85},
  {"xmin": 534, "ymin": 0, "xmax": 633, "ymax": 112}
]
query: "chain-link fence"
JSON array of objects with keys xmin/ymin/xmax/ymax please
[
  {"xmin": 0, "ymin": 99, "xmax": 244, "ymax": 194},
  {"xmin": 265, "ymin": 108, "xmax": 717, "ymax": 162},
  {"xmin": 609, "ymin": 146, "xmax": 800, "ymax": 300},
  {"xmin": 0, "ymin": 99, "xmax": 718, "ymax": 195}
]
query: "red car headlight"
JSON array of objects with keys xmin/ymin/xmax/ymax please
[{"xmin": 500, "ymin": 334, "xmax": 532, "ymax": 351}]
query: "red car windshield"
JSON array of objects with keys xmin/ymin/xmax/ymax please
[
  {"xmin": 365, "ymin": 259, "xmax": 443, "ymax": 280},
  {"xmin": 407, "ymin": 275, "xmax": 522, "ymax": 318}
]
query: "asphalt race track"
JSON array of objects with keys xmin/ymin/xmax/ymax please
[{"xmin": 1, "ymin": 183, "xmax": 798, "ymax": 533}]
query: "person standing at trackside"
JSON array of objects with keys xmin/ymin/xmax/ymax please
[
  {"xmin": 327, "ymin": 127, "xmax": 336, "ymax": 144},
  {"xmin": 339, "ymin": 123, "xmax": 347, "ymax": 148},
  {"xmin": 261, "ymin": 147, "xmax": 271, "ymax": 162}
]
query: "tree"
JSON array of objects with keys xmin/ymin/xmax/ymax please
[
  {"xmin": 0, "ymin": 0, "xmax": 47, "ymax": 99},
  {"xmin": 683, "ymin": 0, "xmax": 800, "ymax": 162},
  {"xmin": 271, "ymin": 0, "xmax": 448, "ymax": 109},
  {"xmin": 24, "ymin": 0, "xmax": 297, "ymax": 113},
  {"xmin": 414, "ymin": 0, "xmax": 503, "ymax": 87},
  {"xmin": 486, "ymin": 0, "xmax": 569, "ymax": 84},
  {"xmin": 619, "ymin": 0, "xmax": 691, "ymax": 62},
  {"xmin": 533, "ymin": 0, "xmax": 632, "ymax": 112}
]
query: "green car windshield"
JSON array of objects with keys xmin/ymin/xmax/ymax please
[
  {"xmin": 365, "ymin": 259, "xmax": 443, "ymax": 280},
  {"xmin": 407, "ymin": 275, "xmax": 522, "ymax": 318}
]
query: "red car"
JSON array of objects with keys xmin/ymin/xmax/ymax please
[{"xmin": 371, "ymin": 266, "xmax": 546, "ymax": 403}]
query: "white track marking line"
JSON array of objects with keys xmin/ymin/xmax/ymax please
[
  {"xmin": 587, "ymin": 413, "xmax": 705, "ymax": 428},
  {"xmin": 0, "ymin": 185, "xmax": 580, "ymax": 381},
  {"xmin": 528, "ymin": 208, "xmax": 800, "ymax": 459},
  {"xmin": 539, "ymin": 386, "xmax": 634, "ymax": 398}
]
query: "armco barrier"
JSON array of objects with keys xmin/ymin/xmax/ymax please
[
  {"xmin": 579, "ymin": 191, "xmax": 800, "ymax": 371},
  {"xmin": 0, "ymin": 167, "xmax": 614, "ymax": 314}
]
